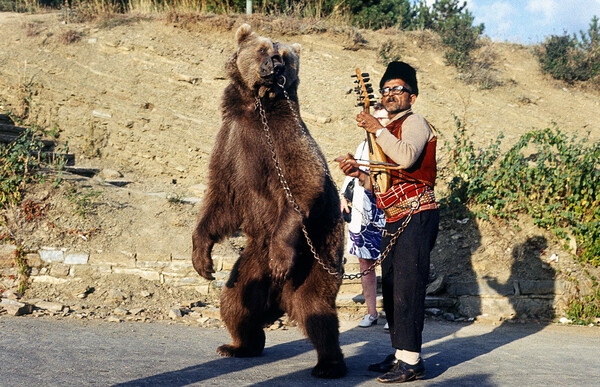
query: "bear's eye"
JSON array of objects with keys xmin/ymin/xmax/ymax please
[{"xmin": 259, "ymin": 47, "xmax": 267, "ymax": 54}]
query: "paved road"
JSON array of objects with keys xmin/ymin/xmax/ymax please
[{"xmin": 1, "ymin": 316, "xmax": 599, "ymax": 386}]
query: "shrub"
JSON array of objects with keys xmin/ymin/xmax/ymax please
[
  {"xmin": 440, "ymin": 10, "xmax": 484, "ymax": 68},
  {"xmin": 377, "ymin": 39, "xmax": 403, "ymax": 66},
  {"xmin": 443, "ymin": 119, "xmax": 600, "ymax": 268},
  {"xmin": 443, "ymin": 119, "xmax": 600, "ymax": 323},
  {"xmin": 0, "ymin": 129, "xmax": 43, "ymax": 209},
  {"xmin": 537, "ymin": 16, "xmax": 600, "ymax": 83}
]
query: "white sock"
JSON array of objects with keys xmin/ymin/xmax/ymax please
[{"xmin": 395, "ymin": 349, "xmax": 420, "ymax": 365}]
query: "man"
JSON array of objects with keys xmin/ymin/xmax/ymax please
[{"xmin": 337, "ymin": 61, "xmax": 439, "ymax": 383}]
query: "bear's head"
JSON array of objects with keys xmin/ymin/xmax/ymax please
[{"xmin": 226, "ymin": 24, "xmax": 301, "ymax": 99}]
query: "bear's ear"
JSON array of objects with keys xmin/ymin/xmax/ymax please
[
  {"xmin": 235, "ymin": 24, "xmax": 255, "ymax": 46},
  {"xmin": 290, "ymin": 43, "xmax": 301, "ymax": 57}
]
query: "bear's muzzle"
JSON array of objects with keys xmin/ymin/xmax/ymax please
[{"xmin": 259, "ymin": 54, "xmax": 285, "ymax": 80}]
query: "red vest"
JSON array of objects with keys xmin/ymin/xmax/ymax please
[{"xmin": 386, "ymin": 113, "xmax": 437, "ymax": 187}]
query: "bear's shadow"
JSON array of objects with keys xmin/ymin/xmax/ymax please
[{"xmin": 112, "ymin": 317, "xmax": 546, "ymax": 386}]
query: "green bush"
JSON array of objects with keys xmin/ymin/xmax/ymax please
[
  {"xmin": 443, "ymin": 119, "xmax": 600, "ymax": 323},
  {"xmin": 440, "ymin": 11, "xmax": 484, "ymax": 68},
  {"xmin": 537, "ymin": 16, "xmax": 600, "ymax": 83},
  {"xmin": 443, "ymin": 119, "xmax": 600, "ymax": 267},
  {"xmin": 0, "ymin": 129, "xmax": 43, "ymax": 208}
]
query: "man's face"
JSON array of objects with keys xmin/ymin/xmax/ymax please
[{"xmin": 381, "ymin": 79, "xmax": 416, "ymax": 115}]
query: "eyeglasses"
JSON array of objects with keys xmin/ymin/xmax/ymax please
[{"xmin": 379, "ymin": 85, "xmax": 412, "ymax": 97}]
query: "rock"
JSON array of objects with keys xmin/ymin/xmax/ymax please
[
  {"xmin": 107, "ymin": 316, "xmax": 122, "ymax": 323},
  {"xmin": 442, "ymin": 312, "xmax": 455, "ymax": 321},
  {"xmin": 1, "ymin": 299, "xmax": 33, "ymax": 316},
  {"xmin": 107, "ymin": 289, "xmax": 127, "ymax": 303},
  {"xmin": 130, "ymin": 308, "xmax": 144, "ymax": 315},
  {"xmin": 168, "ymin": 308, "xmax": 183, "ymax": 319},
  {"xmin": 139, "ymin": 290, "xmax": 152, "ymax": 298},
  {"xmin": 34, "ymin": 301, "xmax": 66, "ymax": 313},
  {"xmin": 201, "ymin": 307, "xmax": 221, "ymax": 319},
  {"xmin": 425, "ymin": 308, "xmax": 443, "ymax": 316},
  {"xmin": 2, "ymin": 290, "xmax": 22, "ymax": 300},
  {"xmin": 113, "ymin": 307, "xmax": 129, "ymax": 316},
  {"xmin": 99, "ymin": 168, "xmax": 123, "ymax": 179},
  {"xmin": 426, "ymin": 274, "xmax": 446, "ymax": 295}
]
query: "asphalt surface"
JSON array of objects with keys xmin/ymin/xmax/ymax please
[{"xmin": 1, "ymin": 316, "xmax": 599, "ymax": 386}]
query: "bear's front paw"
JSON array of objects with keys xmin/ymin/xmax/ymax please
[
  {"xmin": 217, "ymin": 344, "xmax": 263, "ymax": 358},
  {"xmin": 269, "ymin": 258, "xmax": 290, "ymax": 284},
  {"xmin": 192, "ymin": 247, "xmax": 215, "ymax": 280}
]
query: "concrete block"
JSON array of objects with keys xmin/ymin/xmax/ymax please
[
  {"xmin": 112, "ymin": 267, "xmax": 161, "ymax": 281},
  {"xmin": 25, "ymin": 253, "xmax": 44, "ymax": 269},
  {"xmin": 39, "ymin": 249, "xmax": 65, "ymax": 263},
  {"xmin": 31, "ymin": 275, "xmax": 69, "ymax": 284},
  {"xmin": 518, "ymin": 280, "xmax": 556, "ymax": 295},
  {"xmin": 194, "ymin": 284, "xmax": 211, "ymax": 295},
  {"xmin": 50, "ymin": 263, "xmax": 70, "ymax": 277},
  {"xmin": 89, "ymin": 252, "xmax": 135, "ymax": 267},
  {"xmin": 163, "ymin": 260, "xmax": 195, "ymax": 276},
  {"xmin": 163, "ymin": 276, "xmax": 209, "ymax": 286},
  {"xmin": 136, "ymin": 260, "xmax": 171, "ymax": 269},
  {"xmin": 447, "ymin": 280, "xmax": 514, "ymax": 297},
  {"xmin": 70, "ymin": 264, "xmax": 112, "ymax": 277},
  {"xmin": 136, "ymin": 253, "xmax": 171, "ymax": 262},
  {"xmin": 0, "ymin": 245, "xmax": 17, "ymax": 265},
  {"xmin": 65, "ymin": 253, "xmax": 89, "ymax": 265}
]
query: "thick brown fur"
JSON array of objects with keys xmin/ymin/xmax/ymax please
[{"xmin": 191, "ymin": 24, "xmax": 347, "ymax": 378}]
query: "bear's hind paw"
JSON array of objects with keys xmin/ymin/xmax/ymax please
[
  {"xmin": 311, "ymin": 359, "xmax": 347, "ymax": 379},
  {"xmin": 217, "ymin": 344, "xmax": 263, "ymax": 358}
]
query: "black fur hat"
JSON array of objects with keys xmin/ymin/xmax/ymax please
[{"xmin": 379, "ymin": 61, "xmax": 418, "ymax": 96}]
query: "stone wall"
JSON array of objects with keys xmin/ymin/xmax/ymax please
[{"xmin": 0, "ymin": 244, "xmax": 575, "ymax": 320}]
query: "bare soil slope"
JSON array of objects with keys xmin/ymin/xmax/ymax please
[{"xmin": 1, "ymin": 11, "xmax": 599, "ymax": 318}]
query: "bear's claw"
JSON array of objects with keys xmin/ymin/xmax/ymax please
[{"xmin": 217, "ymin": 344, "xmax": 263, "ymax": 358}]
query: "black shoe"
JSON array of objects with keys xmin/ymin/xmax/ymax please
[
  {"xmin": 368, "ymin": 354, "xmax": 398, "ymax": 373},
  {"xmin": 377, "ymin": 358, "xmax": 425, "ymax": 383}
]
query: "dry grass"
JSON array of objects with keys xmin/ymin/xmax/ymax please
[
  {"xmin": 22, "ymin": 21, "xmax": 42, "ymax": 37},
  {"xmin": 57, "ymin": 28, "xmax": 82, "ymax": 44}
]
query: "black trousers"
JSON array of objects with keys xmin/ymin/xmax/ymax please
[{"xmin": 381, "ymin": 209, "xmax": 439, "ymax": 353}]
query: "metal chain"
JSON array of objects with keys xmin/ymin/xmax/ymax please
[
  {"xmin": 255, "ymin": 97, "xmax": 343, "ymax": 277},
  {"xmin": 256, "ymin": 85, "xmax": 422, "ymax": 280},
  {"xmin": 343, "ymin": 190, "xmax": 426, "ymax": 280}
]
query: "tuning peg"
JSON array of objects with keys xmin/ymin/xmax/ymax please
[
  {"xmin": 368, "ymin": 95, "xmax": 374, "ymax": 99},
  {"xmin": 357, "ymin": 102, "xmax": 365, "ymax": 107},
  {"xmin": 361, "ymin": 73, "xmax": 369, "ymax": 77},
  {"xmin": 362, "ymin": 77, "xmax": 370, "ymax": 83}
]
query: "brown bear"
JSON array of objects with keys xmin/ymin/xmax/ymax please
[{"xmin": 191, "ymin": 24, "xmax": 347, "ymax": 378}]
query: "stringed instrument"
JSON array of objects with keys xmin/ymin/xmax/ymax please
[{"xmin": 352, "ymin": 68, "xmax": 392, "ymax": 194}]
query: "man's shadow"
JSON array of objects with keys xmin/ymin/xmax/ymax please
[{"xmin": 422, "ymin": 228, "xmax": 555, "ymax": 381}]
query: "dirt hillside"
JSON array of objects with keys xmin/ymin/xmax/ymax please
[{"xmin": 1, "ymin": 11, "xmax": 599, "ymax": 320}]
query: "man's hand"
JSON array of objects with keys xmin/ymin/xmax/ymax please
[
  {"xmin": 357, "ymin": 112, "xmax": 383, "ymax": 134},
  {"xmin": 335, "ymin": 153, "xmax": 361, "ymax": 178}
]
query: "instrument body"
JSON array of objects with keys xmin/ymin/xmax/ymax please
[{"xmin": 354, "ymin": 69, "xmax": 391, "ymax": 193}]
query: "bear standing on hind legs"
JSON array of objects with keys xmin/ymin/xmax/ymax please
[{"xmin": 191, "ymin": 24, "xmax": 347, "ymax": 379}]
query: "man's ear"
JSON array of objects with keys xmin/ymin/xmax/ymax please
[{"xmin": 409, "ymin": 94, "xmax": 417, "ymax": 105}]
